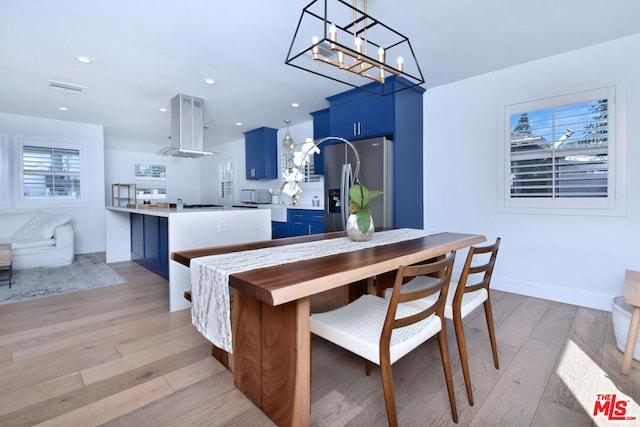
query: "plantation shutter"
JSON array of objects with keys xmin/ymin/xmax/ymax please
[
  {"xmin": 23, "ymin": 146, "xmax": 81, "ymax": 198},
  {"xmin": 134, "ymin": 164, "xmax": 166, "ymax": 199},
  {"xmin": 218, "ymin": 159, "xmax": 234, "ymax": 199},
  {"xmin": 510, "ymin": 99, "xmax": 608, "ymax": 199}
]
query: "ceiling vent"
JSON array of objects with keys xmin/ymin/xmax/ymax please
[{"xmin": 48, "ymin": 80, "xmax": 86, "ymax": 93}]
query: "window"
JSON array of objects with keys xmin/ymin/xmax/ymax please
[
  {"xmin": 134, "ymin": 163, "xmax": 166, "ymax": 200},
  {"xmin": 22, "ymin": 144, "xmax": 80, "ymax": 200},
  {"xmin": 218, "ymin": 158, "xmax": 235, "ymax": 199},
  {"xmin": 282, "ymin": 145, "xmax": 320, "ymax": 183},
  {"xmin": 501, "ymin": 86, "xmax": 625, "ymax": 215},
  {"xmin": 0, "ymin": 134, "xmax": 6, "ymax": 206}
]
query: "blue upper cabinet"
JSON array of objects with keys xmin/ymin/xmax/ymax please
[
  {"xmin": 328, "ymin": 83, "xmax": 394, "ymax": 140},
  {"xmin": 244, "ymin": 127, "xmax": 278, "ymax": 180},
  {"xmin": 310, "ymin": 108, "xmax": 330, "ymax": 175}
]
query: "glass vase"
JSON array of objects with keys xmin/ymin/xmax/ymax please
[{"xmin": 346, "ymin": 213, "xmax": 374, "ymax": 241}]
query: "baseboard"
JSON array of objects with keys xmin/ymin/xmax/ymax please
[{"xmin": 490, "ymin": 275, "xmax": 614, "ymax": 312}]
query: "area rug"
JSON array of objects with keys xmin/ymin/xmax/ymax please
[{"xmin": 0, "ymin": 254, "xmax": 127, "ymax": 305}]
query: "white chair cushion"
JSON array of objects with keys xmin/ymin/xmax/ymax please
[
  {"xmin": 310, "ymin": 294, "xmax": 442, "ymax": 365},
  {"xmin": 385, "ymin": 277, "xmax": 488, "ymax": 319}
]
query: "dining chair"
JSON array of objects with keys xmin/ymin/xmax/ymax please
[
  {"xmin": 387, "ymin": 238, "xmax": 501, "ymax": 405},
  {"xmin": 310, "ymin": 252, "xmax": 458, "ymax": 426}
]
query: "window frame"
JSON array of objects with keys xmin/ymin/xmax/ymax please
[
  {"xmin": 0, "ymin": 134, "xmax": 6, "ymax": 207},
  {"xmin": 14, "ymin": 137, "xmax": 86, "ymax": 208},
  {"xmin": 499, "ymin": 85, "xmax": 626, "ymax": 216},
  {"xmin": 218, "ymin": 157, "xmax": 236, "ymax": 200},
  {"xmin": 134, "ymin": 162, "xmax": 167, "ymax": 200}
]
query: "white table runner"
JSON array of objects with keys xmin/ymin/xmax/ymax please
[{"xmin": 190, "ymin": 228, "xmax": 440, "ymax": 352}]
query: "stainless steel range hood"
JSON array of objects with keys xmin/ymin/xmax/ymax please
[{"xmin": 157, "ymin": 94, "xmax": 214, "ymax": 158}]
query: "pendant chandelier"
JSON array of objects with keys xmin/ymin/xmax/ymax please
[{"xmin": 285, "ymin": 0, "xmax": 425, "ymax": 96}]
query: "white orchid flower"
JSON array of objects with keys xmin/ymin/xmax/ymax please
[
  {"xmin": 293, "ymin": 139, "xmax": 321, "ymax": 167},
  {"xmin": 282, "ymin": 167, "xmax": 305, "ymax": 183},
  {"xmin": 292, "ymin": 151, "xmax": 308, "ymax": 167},
  {"xmin": 281, "ymin": 181, "xmax": 302, "ymax": 196}
]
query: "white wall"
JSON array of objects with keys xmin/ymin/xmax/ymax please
[
  {"xmin": 0, "ymin": 113, "xmax": 106, "ymax": 254},
  {"xmin": 104, "ymin": 144, "xmax": 204, "ymax": 205},
  {"xmin": 423, "ymin": 34, "xmax": 640, "ymax": 311},
  {"xmin": 204, "ymin": 120, "xmax": 324, "ymax": 207}
]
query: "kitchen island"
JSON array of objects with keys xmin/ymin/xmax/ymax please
[{"xmin": 105, "ymin": 205, "xmax": 271, "ymax": 311}]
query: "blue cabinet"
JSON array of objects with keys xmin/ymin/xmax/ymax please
[
  {"xmin": 272, "ymin": 209, "xmax": 325, "ymax": 238},
  {"xmin": 310, "ymin": 108, "xmax": 330, "ymax": 175},
  {"xmin": 328, "ymin": 85, "xmax": 394, "ymax": 140},
  {"xmin": 130, "ymin": 212, "xmax": 144, "ymax": 259},
  {"xmin": 245, "ymin": 127, "xmax": 278, "ymax": 179},
  {"xmin": 130, "ymin": 213, "xmax": 169, "ymax": 280},
  {"xmin": 326, "ymin": 76, "xmax": 426, "ymax": 229},
  {"xmin": 271, "ymin": 221, "xmax": 289, "ymax": 239},
  {"xmin": 288, "ymin": 209, "xmax": 325, "ymax": 237}
]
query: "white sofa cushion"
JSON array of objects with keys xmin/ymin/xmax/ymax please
[
  {"xmin": 11, "ymin": 238, "xmax": 56, "ymax": 249},
  {"xmin": 0, "ymin": 211, "xmax": 39, "ymax": 239},
  {"xmin": 13, "ymin": 212, "xmax": 72, "ymax": 240}
]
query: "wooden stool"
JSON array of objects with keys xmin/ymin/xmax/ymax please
[{"xmin": 621, "ymin": 269, "xmax": 640, "ymax": 375}]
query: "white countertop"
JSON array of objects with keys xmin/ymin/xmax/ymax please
[
  {"xmin": 106, "ymin": 205, "xmax": 255, "ymax": 217},
  {"xmin": 286, "ymin": 204, "xmax": 324, "ymax": 211},
  {"xmin": 242, "ymin": 203, "xmax": 324, "ymax": 211}
]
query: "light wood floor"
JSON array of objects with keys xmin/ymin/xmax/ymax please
[{"xmin": 1, "ymin": 256, "xmax": 638, "ymax": 426}]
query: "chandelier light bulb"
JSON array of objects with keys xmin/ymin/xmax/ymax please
[
  {"xmin": 329, "ymin": 24, "xmax": 337, "ymax": 42},
  {"xmin": 354, "ymin": 37, "xmax": 362, "ymax": 53}
]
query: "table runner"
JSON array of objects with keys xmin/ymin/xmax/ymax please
[{"xmin": 190, "ymin": 228, "xmax": 439, "ymax": 352}]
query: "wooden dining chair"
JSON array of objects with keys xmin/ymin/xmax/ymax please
[
  {"xmin": 387, "ymin": 238, "xmax": 501, "ymax": 405},
  {"xmin": 310, "ymin": 252, "xmax": 458, "ymax": 426}
]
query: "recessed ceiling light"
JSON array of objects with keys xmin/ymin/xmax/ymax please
[
  {"xmin": 159, "ymin": 107, "xmax": 167, "ymax": 112},
  {"xmin": 204, "ymin": 78, "xmax": 216, "ymax": 85},
  {"xmin": 76, "ymin": 56, "xmax": 92, "ymax": 64},
  {"xmin": 291, "ymin": 103, "xmax": 300, "ymax": 108},
  {"xmin": 59, "ymin": 107, "xmax": 68, "ymax": 111},
  {"xmin": 235, "ymin": 122, "xmax": 243, "ymax": 126}
]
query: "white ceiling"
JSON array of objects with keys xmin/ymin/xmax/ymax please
[{"xmin": 0, "ymin": 0, "xmax": 638, "ymax": 151}]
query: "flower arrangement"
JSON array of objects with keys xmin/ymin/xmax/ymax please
[{"xmin": 280, "ymin": 140, "xmax": 320, "ymax": 202}]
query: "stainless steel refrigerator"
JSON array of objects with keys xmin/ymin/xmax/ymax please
[{"xmin": 324, "ymin": 137, "xmax": 393, "ymax": 232}]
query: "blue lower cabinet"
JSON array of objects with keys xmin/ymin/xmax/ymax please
[
  {"xmin": 288, "ymin": 209, "xmax": 324, "ymax": 237},
  {"xmin": 272, "ymin": 221, "xmax": 289, "ymax": 239},
  {"xmin": 130, "ymin": 213, "xmax": 144, "ymax": 259},
  {"xmin": 271, "ymin": 209, "xmax": 325, "ymax": 239},
  {"xmin": 130, "ymin": 213, "xmax": 169, "ymax": 280}
]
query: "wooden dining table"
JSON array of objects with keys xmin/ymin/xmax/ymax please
[{"xmin": 172, "ymin": 230, "xmax": 486, "ymax": 427}]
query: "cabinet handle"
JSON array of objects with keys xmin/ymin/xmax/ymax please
[
  {"xmin": 357, "ymin": 122, "xmax": 361, "ymax": 135},
  {"xmin": 353, "ymin": 122, "xmax": 357, "ymax": 136}
]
